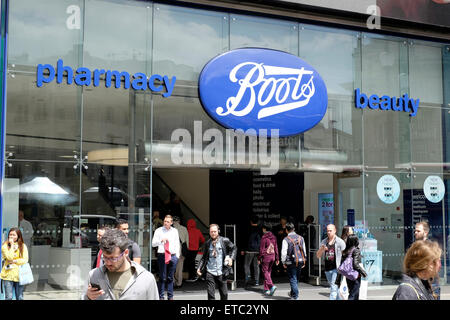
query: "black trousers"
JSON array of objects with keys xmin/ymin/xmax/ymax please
[
  {"xmin": 206, "ymin": 272, "xmax": 228, "ymax": 300},
  {"xmin": 347, "ymin": 277, "xmax": 361, "ymax": 300},
  {"xmin": 186, "ymin": 250, "xmax": 198, "ymax": 279}
]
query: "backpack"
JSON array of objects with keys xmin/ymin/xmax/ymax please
[
  {"xmin": 266, "ymin": 242, "xmax": 275, "ymax": 255},
  {"xmin": 338, "ymin": 248, "xmax": 359, "ymax": 280},
  {"xmin": 286, "ymin": 235, "xmax": 306, "ymax": 267}
]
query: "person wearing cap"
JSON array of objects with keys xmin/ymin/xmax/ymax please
[{"xmin": 173, "ymin": 216, "xmax": 189, "ymax": 288}]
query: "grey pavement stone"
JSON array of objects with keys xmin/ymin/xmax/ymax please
[{"xmin": 23, "ymin": 281, "xmax": 450, "ymax": 300}]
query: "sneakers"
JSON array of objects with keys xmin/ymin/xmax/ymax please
[
  {"xmin": 186, "ymin": 277, "xmax": 199, "ymax": 283},
  {"xmin": 288, "ymin": 290, "xmax": 298, "ymax": 300},
  {"xmin": 255, "ymin": 282, "xmax": 260, "ymax": 286},
  {"xmin": 269, "ymin": 285, "xmax": 277, "ymax": 296},
  {"xmin": 264, "ymin": 290, "xmax": 271, "ymax": 296}
]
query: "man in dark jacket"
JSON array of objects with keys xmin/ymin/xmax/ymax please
[
  {"xmin": 273, "ymin": 216, "xmax": 288, "ymax": 274},
  {"xmin": 241, "ymin": 215, "xmax": 261, "ymax": 286},
  {"xmin": 197, "ymin": 224, "xmax": 237, "ymax": 300}
]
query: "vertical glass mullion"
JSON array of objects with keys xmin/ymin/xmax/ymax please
[
  {"xmin": 442, "ymin": 44, "xmax": 450, "ymax": 284},
  {"xmin": 149, "ymin": 3, "xmax": 155, "ymax": 273},
  {"xmin": 76, "ymin": 0, "xmax": 86, "ymax": 298},
  {"xmin": 355, "ymin": 33, "xmax": 366, "ymax": 228}
]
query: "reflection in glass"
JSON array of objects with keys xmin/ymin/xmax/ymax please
[
  {"xmin": 409, "ymin": 43, "xmax": 443, "ymax": 106},
  {"xmin": 363, "ymin": 106, "xmax": 411, "ymax": 171},
  {"xmin": 153, "ymin": 4, "xmax": 228, "ymax": 82},
  {"xmin": 299, "ymin": 28, "xmax": 362, "ymax": 172},
  {"xmin": 84, "ymin": 0, "xmax": 150, "ymax": 74},
  {"xmin": 300, "ymin": 27, "xmax": 357, "ymax": 96},
  {"xmin": 364, "ymin": 172, "xmax": 412, "ymax": 284},
  {"xmin": 9, "ymin": 0, "xmax": 83, "ymax": 68},
  {"xmin": 4, "ymin": 161, "xmax": 82, "ymax": 293},
  {"xmin": 81, "ymin": 164, "xmax": 152, "ymax": 270},
  {"xmin": 411, "ymin": 107, "xmax": 446, "ymax": 172},
  {"xmin": 362, "ymin": 37, "xmax": 401, "ymax": 97},
  {"xmin": 230, "ymin": 14, "xmax": 298, "ymax": 55},
  {"xmin": 82, "ymin": 87, "xmax": 149, "ymax": 165},
  {"xmin": 6, "ymin": 73, "xmax": 81, "ymax": 161}
]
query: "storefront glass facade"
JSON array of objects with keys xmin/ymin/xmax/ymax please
[{"xmin": 1, "ymin": 0, "xmax": 449, "ymax": 298}]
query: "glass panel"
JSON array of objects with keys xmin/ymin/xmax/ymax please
[
  {"xmin": 84, "ymin": 0, "xmax": 151, "ymax": 75},
  {"xmin": 6, "ymin": 73, "xmax": 81, "ymax": 161},
  {"xmin": 409, "ymin": 43, "xmax": 443, "ymax": 106},
  {"xmin": 299, "ymin": 27, "xmax": 362, "ymax": 172},
  {"xmin": 3, "ymin": 161, "xmax": 81, "ymax": 297},
  {"xmin": 299, "ymin": 26, "xmax": 357, "ymax": 96},
  {"xmin": 364, "ymin": 171, "xmax": 412, "ymax": 285},
  {"xmin": 363, "ymin": 103, "xmax": 411, "ymax": 171},
  {"xmin": 152, "ymin": 4, "xmax": 228, "ymax": 83},
  {"xmin": 80, "ymin": 163, "xmax": 151, "ymax": 270},
  {"xmin": 410, "ymin": 173, "xmax": 447, "ymax": 285},
  {"xmin": 338, "ymin": 174, "xmax": 364, "ymax": 231},
  {"xmin": 230, "ymin": 14, "xmax": 298, "ymax": 55},
  {"xmin": 411, "ymin": 107, "xmax": 448, "ymax": 173},
  {"xmin": 152, "ymin": 94, "xmax": 286, "ymax": 173},
  {"xmin": 152, "ymin": 95, "xmax": 225, "ymax": 169},
  {"xmin": 362, "ymin": 36, "xmax": 402, "ymax": 98},
  {"xmin": 82, "ymin": 88, "xmax": 150, "ymax": 165},
  {"xmin": 8, "ymin": 0, "xmax": 83, "ymax": 68}
]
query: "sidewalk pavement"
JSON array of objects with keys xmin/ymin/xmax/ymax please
[{"xmin": 23, "ymin": 279, "xmax": 450, "ymax": 300}]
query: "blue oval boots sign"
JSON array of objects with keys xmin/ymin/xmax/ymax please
[{"xmin": 198, "ymin": 48, "xmax": 328, "ymax": 137}]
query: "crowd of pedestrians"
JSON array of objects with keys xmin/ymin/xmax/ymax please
[{"xmin": 2, "ymin": 206, "xmax": 443, "ymax": 301}]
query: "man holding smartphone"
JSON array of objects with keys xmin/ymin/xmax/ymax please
[{"xmin": 82, "ymin": 229, "xmax": 158, "ymax": 300}]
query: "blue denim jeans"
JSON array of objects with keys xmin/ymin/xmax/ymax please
[
  {"xmin": 3, "ymin": 280, "xmax": 24, "ymax": 300},
  {"xmin": 325, "ymin": 269, "xmax": 339, "ymax": 300},
  {"xmin": 286, "ymin": 264, "xmax": 302, "ymax": 299},
  {"xmin": 157, "ymin": 254, "xmax": 178, "ymax": 299}
]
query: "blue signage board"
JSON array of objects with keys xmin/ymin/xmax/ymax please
[
  {"xmin": 198, "ymin": 48, "xmax": 328, "ymax": 137},
  {"xmin": 347, "ymin": 209, "xmax": 355, "ymax": 226}
]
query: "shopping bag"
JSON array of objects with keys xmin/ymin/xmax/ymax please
[
  {"xmin": 359, "ymin": 279, "xmax": 368, "ymax": 300},
  {"xmin": 19, "ymin": 263, "xmax": 34, "ymax": 286},
  {"xmin": 338, "ymin": 277, "xmax": 349, "ymax": 300}
]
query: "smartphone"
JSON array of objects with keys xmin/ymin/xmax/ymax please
[{"xmin": 90, "ymin": 283, "xmax": 101, "ymax": 290}]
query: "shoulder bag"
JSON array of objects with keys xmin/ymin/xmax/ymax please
[{"xmin": 19, "ymin": 263, "xmax": 34, "ymax": 286}]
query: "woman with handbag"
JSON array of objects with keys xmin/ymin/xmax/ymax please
[
  {"xmin": 1, "ymin": 227, "xmax": 29, "ymax": 300},
  {"xmin": 335, "ymin": 234, "xmax": 367, "ymax": 300}
]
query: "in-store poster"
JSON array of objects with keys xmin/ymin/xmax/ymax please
[
  {"xmin": 318, "ymin": 193, "xmax": 334, "ymax": 239},
  {"xmin": 403, "ymin": 189, "xmax": 444, "ymax": 250}
]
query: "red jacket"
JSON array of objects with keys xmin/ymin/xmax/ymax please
[{"xmin": 187, "ymin": 219, "xmax": 205, "ymax": 251}]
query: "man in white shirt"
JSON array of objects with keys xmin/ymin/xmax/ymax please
[
  {"xmin": 152, "ymin": 215, "xmax": 180, "ymax": 300},
  {"xmin": 18, "ymin": 210, "xmax": 33, "ymax": 250},
  {"xmin": 173, "ymin": 216, "xmax": 189, "ymax": 288}
]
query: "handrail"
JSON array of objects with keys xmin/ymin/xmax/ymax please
[{"xmin": 152, "ymin": 171, "xmax": 209, "ymax": 234}]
